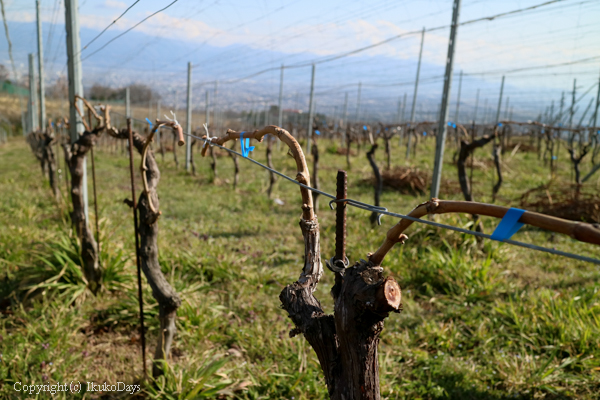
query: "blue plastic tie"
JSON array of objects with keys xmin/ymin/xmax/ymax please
[
  {"xmin": 240, "ymin": 131, "xmax": 254, "ymax": 157},
  {"xmin": 423, "ymin": 131, "xmax": 427, "ymax": 136},
  {"xmin": 552, "ymin": 155, "xmax": 557, "ymax": 160},
  {"xmin": 246, "ymin": 139, "xmax": 255, "ymax": 156},
  {"xmin": 491, "ymin": 208, "xmax": 526, "ymax": 241},
  {"xmin": 315, "ymin": 130, "xmax": 320, "ymax": 135},
  {"xmin": 498, "ymin": 123, "xmax": 503, "ymax": 127},
  {"xmin": 363, "ymin": 125, "xmax": 367, "ymax": 130},
  {"xmin": 145, "ymin": 118, "xmax": 153, "ymax": 128}
]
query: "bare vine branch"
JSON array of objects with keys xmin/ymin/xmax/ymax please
[
  {"xmin": 202, "ymin": 125, "xmax": 314, "ymax": 221},
  {"xmin": 369, "ymin": 199, "xmax": 600, "ymax": 266}
]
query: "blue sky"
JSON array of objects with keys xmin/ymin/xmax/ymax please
[{"xmin": 2, "ymin": 0, "xmax": 600, "ymax": 122}]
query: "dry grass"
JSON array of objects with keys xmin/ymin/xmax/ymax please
[{"xmin": 520, "ymin": 182, "xmax": 600, "ymax": 223}]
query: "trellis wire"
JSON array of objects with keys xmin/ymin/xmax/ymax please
[{"xmin": 108, "ymin": 113, "xmax": 600, "ymax": 266}]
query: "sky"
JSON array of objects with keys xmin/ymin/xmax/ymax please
[{"xmin": 1, "ymin": 0, "xmax": 600, "ymax": 123}]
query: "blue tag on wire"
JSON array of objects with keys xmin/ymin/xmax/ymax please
[
  {"xmin": 491, "ymin": 208, "xmax": 526, "ymax": 241},
  {"xmin": 145, "ymin": 118, "xmax": 153, "ymax": 128}
]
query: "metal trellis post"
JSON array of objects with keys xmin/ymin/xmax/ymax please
[
  {"xmin": 307, "ymin": 64, "xmax": 316, "ymax": 154},
  {"xmin": 36, "ymin": 0, "xmax": 46, "ymax": 130},
  {"xmin": 473, "ymin": 88, "xmax": 480, "ymax": 124},
  {"xmin": 185, "ymin": 62, "xmax": 192, "ymax": 172},
  {"xmin": 27, "ymin": 53, "xmax": 38, "ymax": 132},
  {"xmin": 430, "ymin": 0, "xmax": 462, "ymax": 199},
  {"xmin": 454, "ymin": 69, "xmax": 463, "ymax": 124},
  {"xmin": 494, "ymin": 76, "xmax": 505, "ymax": 126},
  {"xmin": 355, "ymin": 81, "xmax": 362, "ymax": 122},
  {"xmin": 65, "ymin": 0, "xmax": 88, "ymax": 221},
  {"xmin": 277, "ymin": 64, "xmax": 284, "ymax": 150},
  {"xmin": 406, "ymin": 28, "xmax": 425, "ymax": 158}
]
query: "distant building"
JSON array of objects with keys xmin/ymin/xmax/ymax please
[{"xmin": 1, "ymin": 81, "xmax": 29, "ymax": 97}]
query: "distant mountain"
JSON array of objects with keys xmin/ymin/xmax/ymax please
[{"xmin": 0, "ymin": 21, "xmax": 559, "ymax": 122}]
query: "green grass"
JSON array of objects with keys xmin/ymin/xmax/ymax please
[{"xmin": 1, "ymin": 133, "xmax": 600, "ymax": 399}]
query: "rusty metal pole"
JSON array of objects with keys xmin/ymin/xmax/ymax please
[
  {"xmin": 127, "ymin": 118, "xmax": 147, "ymax": 378},
  {"xmin": 335, "ymin": 170, "xmax": 347, "ymax": 263}
]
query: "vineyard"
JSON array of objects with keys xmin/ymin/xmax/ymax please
[
  {"xmin": 2, "ymin": 99, "xmax": 600, "ymax": 398},
  {"xmin": 2, "ymin": 0, "xmax": 600, "ymax": 399}
]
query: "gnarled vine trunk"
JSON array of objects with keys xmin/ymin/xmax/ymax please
[
  {"xmin": 45, "ymin": 136, "xmax": 59, "ymax": 200},
  {"xmin": 457, "ymin": 135, "xmax": 495, "ymax": 201},
  {"xmin": 230, "ymin": 141, "xmax": 240, "ymax": 189},
  {"xmin": 190, "ymin": 139, "xmax": 197, "ymax": 176},
  {"xmin": 280, "ymin": 254, "xmax": 400, "ymax": 400},
  {"xmin": 201, "ymin": 125, "xmax": 402, "ymax": 399},
  {"xmin": 27, "ymin": 132, "xmax": 48, "ymax": 175},
  {"xmin": 366, "ymin": 144, "xmax": 382, "ymax": 225},
  {"xmin": 62, "ymin": 129, "xmax": 102, "ymax": 293},
  {"xmin": 492, "ymin": 144, "xmax": 503, "ymax": 203},
  {"xmin": 271, "ymin": 126, "xmax": 401, "ymax": 400},
  {"xmin": 383, "ymin": 134, "xmax": 391, "ymax": 170},
  {"xmin": 113, "ymin": 127, "xmax": 182, "ymax": 377},
  {"xmin": 457, "ymin": 134, "xmax": 494, "ymax": 231},
  {"xmin": 568, "ymin": 145, "xmax": 590, "ymax": 185},
  {"xmin": 172, "ymin": 131, "xmax": 179, "ymax": 169},
  {"xmin": 266, "ymin": 137, "xmax": 274, "ymax": 196},
  {"xmin": 210, "ymin": 145, "xmax": 218, "ymax": 181},
  {"xmin": 27, "ymin": 131, "xmax": 59, "ymax": 199}
]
